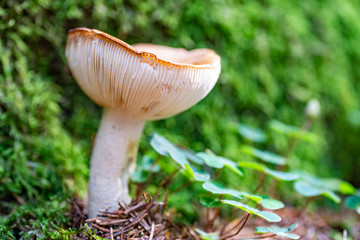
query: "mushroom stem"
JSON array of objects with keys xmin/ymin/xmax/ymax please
[{"xmin": 88, "ymin": 108, "xmax": 145, "ymax": 218}]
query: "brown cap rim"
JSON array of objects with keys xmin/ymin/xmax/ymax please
[{"xmin": 68, "ymin": 27, "xmax": 220, "ymax": 70}]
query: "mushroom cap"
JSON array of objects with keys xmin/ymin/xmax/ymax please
[{"xmin": 66, "ymin": 28, "xmax": 221, "ymax": 120}]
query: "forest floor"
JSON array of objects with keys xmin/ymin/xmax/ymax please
[{"xmin": 68, "ymin": 195, "xmax": 360, "ymax": 240}]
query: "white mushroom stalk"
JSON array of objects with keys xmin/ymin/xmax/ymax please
[{"xmin": 66, "ymin": 28, "xmax": 221, "ymax": 218}]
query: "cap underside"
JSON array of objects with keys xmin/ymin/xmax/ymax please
[{"xmin": 66, "ymin": 28, "xmax": 221, "ymax": 120}]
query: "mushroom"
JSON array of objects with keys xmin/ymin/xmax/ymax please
[{"xmin": 65, "ymin": 28, "xmax": 221, "ymax": 218}]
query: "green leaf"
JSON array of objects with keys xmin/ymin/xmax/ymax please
[
  {"xmin": 319, "ymin": 178, "xmax": 356, "ymax": 195},
  {"xmin": 141, "ymin": 155, "xmax": 160, "ymax": 172},
  {"xmin": 218, "ymin": 157, "xmax": 244, "ymax": 176},
  {"xmin": 238, "ymin": 161, "xmax": 299, "ymax": 181},
  {"xmin": 241, "ymin": 145, "xmax": 286, "ymax": 165},
  {"xmin": 338, "ymin": 181, "xmax": 356, "ymax": 195},
  {"xmin": 149, "ymin": 133, "xmax": 189, "ymax": 167},
  {"xmin": 131, "ymin": 155, "xmax": 160, "ymax": 182},
  {"xmin": 202, "ymin": 181, "xmax": 243, "ymax": 199},
  {"xmin": 130, "ymin": 169, "xmax": 150, "ymax": 183},
  {"xmin": 269, "ymin": 120, "xmax": 300, "ymax": 135},
  {"xmin": 197, "ymin": 152, "xmax": 244, "ymax": 176},
  {"xmin": 202, "ymin": 181, "xmax": 263, "ymax": 202},
  {"xmin": 346, "ymin": 195, "xmax": 360, "ymax": 209},
  {"xmin": 238, "ymin": 161, "xmax": 266, "ymax": 172},
  {"xmin": 199, "ymin": 196, "xmax": 222, "ymax": 208},
  {"xmin": 294, "ymin": 180, "xmax": 323, "ymax": 197},
  {"xmin": 255, "ymin": 224, "xmax": 299, "ymax": 239},
  {"xmin": 222, "ymin": 200, "xmax": 281, "ymax": 222},
  {"xmin": 295, "ymin": 170, "xmax": 355, "ymax": 196},
  {"xmin": 294, "ymin": 180, "xmax": 340, "ymax": 203},
  {"xmin": 197, "ymin": 152, "xmax": 224, "ymax": 168},
  {"xmin": 168, "ymin": 146, "xmax": 189, "ymax": 167},
  {"xmin": 271, "ymin": 224, "xmax": 298, "ymax": 233},
  {"xmin": 260, "ymin": 199, "xmax": 285, "ymax": 210},
  {"xmin": 149, "ymin": 133, "xmax": 171, "ymax": 156},
  {"xmin": 269, "ymin": 120, "xmax": 317, "ymax": 142},
  {"xmin": 184, "ymin": 164, "xmax": 210, "ymax": 182},
  {"xmin": 266, "ymin": 169, "xmax": 299, "ymax": 181},
  {"xmin": 322, "ymin": 190, "xmax": 341, "ymax": 203},
  {"xmin": 195, "ymin": 229, "xmax": 219, "ymax": 240},
  {"xmin": 179, "ymin": 148, "xmax": 204, "ymax": 165},
  {"xmin": 238, "ymin": 123, "xmax": 267, "ymax": 143},
  {"xmin": 241, "ymin": 193, "xmax": 263, "ymax": 202},
  {"xmin": 257, "ymin": 211, "xmax": 282, "ymax": 223},
  {"xmin": 149, "ymin": 134, "xmax": 184, "ymax": 164},
  {"xmin": 293, "ymin": 170, "xmax": 346, "ymax": 202},
  {"xmin": 202, "ymin": 180, "xmax": 227, "ymax": 193}
]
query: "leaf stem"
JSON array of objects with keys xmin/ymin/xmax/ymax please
[
  {"xmin": 298, "ymin": 196, "xmax": 316, "ymax": 216},
  {"xmin": 253, "ymin": 173, "xmax": 268, "ymax": 194},
  {"xmin": 171, "ymin": 179, "xmax": 193, "ymax": 194},
  {"xmin": 270, "ymin": 116, "xmax": 314, "ymax": 197},
  {"xmin": 220, "ymin": 213, "xmax": 250, "ymax": 240},
  {"xmin": 205, "ymin": 194, "xmax": 223, "ymax": 231},
  {"xmin": 214, "ymin": 168, "xmax": 221, "ymax": 181},
  {"xmin": 157, "ymin": 167, "xmax": 180, "ymax": 190},
  {"xmin": 238, "ymin": 233, "xmax": 276, "ymax": 239},
  {"xmin": 148, "ymin": 155, "xmax": 161, "ymax": 172},
  {"xmin": 135, "ymin": 155, "xmax": 162, "ymax": 196}
]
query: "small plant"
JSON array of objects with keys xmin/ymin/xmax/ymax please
[
  {"xmin": 141, "ymin": 133, "xmax": 296, "ymax": 239},
  {"xmin": 128, "ymin": 100, "xmax": 357, "ymax": 239},
  {"xmin": 346, "ymin": 191, "xmax": 360, "ymax": 215}
]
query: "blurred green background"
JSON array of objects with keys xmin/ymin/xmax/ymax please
[{"xmin": 1, "ymin": 0, "xmax": 360, "ymax": 237}]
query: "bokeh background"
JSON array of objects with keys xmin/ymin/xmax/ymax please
[{"xmin": 1, "ymin": 0, "xmax": 360, "ymax": 237}]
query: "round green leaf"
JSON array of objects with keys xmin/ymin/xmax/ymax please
[
  {"xmin": 269, "ymin": 120, "xmax": 317, "ymax": 142},
  {"xmin": 218, "ymin": 157, "xmax": 244, "ymax": 176},
  {"xmin": 149, "ymin": 133, "xmax": 171, "ymax": 156},
  {"xmin": 199, "ymin": 196, "xmax": 222, "ymax": 208},
  {"xmin": 197, "ymin": 152, "xmax": 224, "ymax": 168},
  {"xmin": 322, "ymin": 190, "xmax": 341, "ymax": 203},
  {"xmin": 241, "ymin": 193, "xmax": 263, "ymax": 202},
  {"xmin": 294, "ymin": 171, "xmax": 354, "ymax": 199},
  {"xmin": 346, "ymin": 195, "xmax": 360, "ymax": 209},
  {"xmin": 168, "ymin": 146, "xmax": 189, "ymax": 166},
  {"xmin": 180, "ymin": 149, "xmax": 204, "ymax": 165},
  {"xmin": 141, "ymin": 155, "xmax": 160, "ymax": 172},
  {"xmin": 273, "ymin": 224, "xmax": 298, "ymax": 233},
  {"xmin": 202, "ymin": 180, "xmax": 227, "ymax": 193},
  {"xmin": 238, "ymin": 123, "xmax": 267, "ymax": 143},
  {"xmin": 130, "ymin": 169, "xmax": 149, "ymax": 183},
  {"xmin": 294, "ymin": 180, "xmax": 322, "ymax": 197},
  {"xmin": 257, "ymin": 211, "xmax": 282, "ymax": 222},
  {"xmin": 195, "ymin": 229, "xmax": 219, "ymax": 240},
  {"xmin": 320, "ymin": 178, "xmax": 356, "ymax": 195},
  {"xmin": 255, "ymin": 224, "xmax": 299, "ymax": 239},
  {"xmin": 266, "ymin": 169, "xmax": 299, "ymax": 181},
  {"xmin": 149, "ymin": 133, "xmax": 189, "ymax": 167},
  {"xmin": 222, "ymin": 200, "xmax": 281, "ymax": 222},
  {"xmin": 238, "ymin": 161, "xmax": 298, "ymax": 181},
  {"xmin": 184, "ymin": 164, "xmax": 210, "ymax": 182},
  {"xmin": 338, "ymin": 181, "xmax": 356, "ymax": 194},
  {"xmin": 255, "ymin": 226, "xmax": 271, "ymax": 233},
  {"xmin": 294, "ymin": 180, "xmax": 341, "ymax": 203},
  {"xmin": 241, "ymin": 145, "xmax": 286, "ymax": 165},
  {"xmin": 260, "ymin": 199, "xmax": 285, "ymax": 210},
  {"xmin": 238, "ymin": 161, "xmax": 266, "ymax": 172},
  {"xmin": 202, "ymin": 181, "xmax": 246, "ymax": 199}
]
